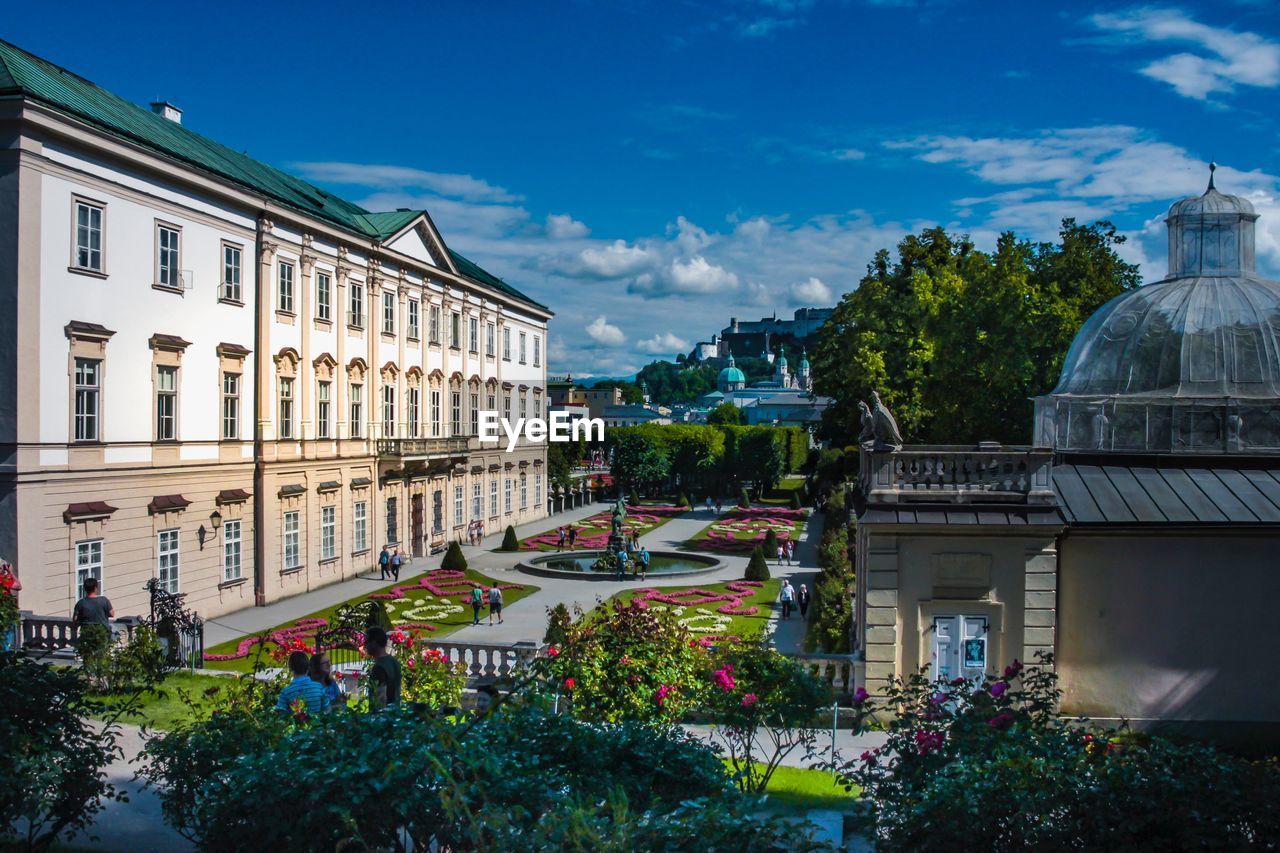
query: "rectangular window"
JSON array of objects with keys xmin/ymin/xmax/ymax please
[
  {"xmin": 486, "ymin": 322, "xmax": 496, "ymax": 357},
  {"xmin": 155, "ymin": 366, "xmax": 177, "ymax": 441},
  {"xmin": 432, "ymin": 490, "xmax": 443, "ymax": 533},
  {"xmin": 408, "ymin": 299, "xmax": 420, "ymax": 340},
  {"xmin": 282, "ymin": 511, "xmax": 300, "ymax": 570},
  {"xmin": 487, "ymin": 391, "xmax": 497, "ymax": 413},
  {"xmin": 157, "ymin": 528, "xmax": 180, "ymax": 593},
  {"xmin": 451, "ymin": 391, "xmax": 462, "ymax": 435},
  {"xmin": 451, "ymin": 312, "xmax": 461, "ymax": 348},
  {"xmin": 382, "ymin": 384, "xmax": 396, "ymax": 437},
  {"xmin": 382, "ymin": 290, "xmax": 395, "ymax": 334},
  {"xmin": 429, "ymin": 305, "xmax": 440, "ymax": 343},
  {"xmin": 278, "ymin": 261, "xmax": 294, "ymax": 313},
  {"xmin": 469, "ymin": 317, "xmax": 479, "ymax": 352},
  {"xmin": 317, "ymin": 381, "xmax": 331, "ymax": 439},
  {"xmin": 519, "ymin": 331, "xmax": 527, "ymax": 364},
  {"xmin": 222, "ymin": 243, "xmax": 242, "ymax": 302},
  {"xmin": 503, "ymin": 393, "xmax": 511, "ymax": 423},
  {"xmin": 503, "ymin": 327, "xmax": 511, "ymax": 360},
  {"xmin": 535, "ymin": 473, "xmax": 543, "ymax": 506},
  {"xmin": 454, "ymin": 485, "xmax": 464, "ymax": 523},
  {"xmin": 504, "ymin": 478, "xmax": 512, "ymax": 514},
  {"xmin": 519, "ymin": 393, "xmax": 527, "ymax": 421},
  {"xmin": 489, "ymin": 479, "xmax": 498, "ymax": 517},
  {"xmin": 320, "ymin": 507, "xmax": 336, "ymax": 561},
  {"xmin": 157, "ymin": 224, "xmax": 181, "ymax": 288},
  {"xmin": 407, "ymin": 388, "xmax": 420, "ymax": 438},
  {"xmin": 533, "ymin": 335, "xmax": 541, "ymax": 367},
  {"xmin": 349, "ymin": 281, "xmax": 364, "ymax": 327},
  {"xmin": 349, "ymin": 383, "xmax": 363, "ymax": 438},
  {"xmin": 354, "ymin": 501, "xmax": 368, "ymax": 552},
  {"xmin": 278, "ymin": 377, "xmax": 294, "ymax": 439},
  {"xmin": 222, "ymin": 520, "xmax": 242, "ymax": 582},
  {"xmin": 316, "ymin": 271, "xmax": 331, "ymax": 321},
  {"xmin": 74, "ymin": 201, "xmax": 103, "ymax": 272},
  {"xmin": 430, "ymin": 390, "xmax": 441, "ymax": 437},
  {"xmin": 222, "ymin": 373, "xmax": 240, "ymax": 440},
  {"xmin": 76, "ymin": 539, "xmax": 103, "ymax": 594},
  {"xmin": 520, "ymin": 475, "xmax": 528, "ymax": 509},
  {"xmin": 470, "ymin": 392, "xmax": 479, "ymax": 435},
  {"xmin": 387, "ymin": 497, "xmax": 399, "ymax": 545},
  {"xmin": 74, "ymin": 357, "xmax": 101, "ymax": 442},
  {"xmin": 472, "ymin": 482, "xmax": 482, "ymax": 519}
]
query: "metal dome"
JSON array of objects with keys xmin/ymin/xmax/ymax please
[
  {"xmin": 717, "ymin": 353, "xmax": 746, "ymax": 391},
  {"xmin": 1035, "ymin": 169, "xmax": 1280, "ymax": 455}
]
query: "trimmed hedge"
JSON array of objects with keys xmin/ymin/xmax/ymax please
[
  {"xmin": 441, "ymin": 540, "xmax": 468, "ymax": 571},
  {"xmin": 500, "ymin": 525, "xmax": 519, "ymax": 552},
  {"xmin": 744, "ymin": 546, "xmax": 771, "ymax": 581}
]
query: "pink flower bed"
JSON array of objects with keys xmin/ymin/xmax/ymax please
[
  {"xmin": 630, "ymin": 580, "xmax": 764, "ymax": 617},
  {"xmin": 695, "ymin": 507, "xmax": 808, "ymax": 554},
  {"xmin": 521, "ymin": 504, "xmax": 685, "ymax": 551},
  {"xmin": 203, "ymin": 570, "xmax": 524, "ymax": 663}
]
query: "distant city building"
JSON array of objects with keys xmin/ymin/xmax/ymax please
[
  {"xmin": 547, "ymin": 376, "xmax": 624, "ymax": 419},
  {"xmin": 687, "ymin": 307, "xmax": 834, "ymax": 363},
  {"xmin": 601, "ymin": 405, "xmax": 671, "ymax": 427}
]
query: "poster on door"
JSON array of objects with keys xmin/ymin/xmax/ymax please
[{"xmin": 962, "ymin": 636, "xmax": 986, "ymax": 670}]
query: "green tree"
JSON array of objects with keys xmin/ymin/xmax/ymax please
[
  {"xmin": 811, "ymin": 220, "xmax": 1139, "ymax": 445},
  {"xmin": 609, "ymin": 431, "xmax": 670, "ymax": 494},
  {"xmin": 706, "ymin": 402, "xmax": 743, "ymax": 426},
  {"xmin": 590, "ymin": 379, "xmax": 644, "ymax": 404}
]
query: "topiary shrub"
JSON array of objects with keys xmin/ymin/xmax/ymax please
[
  {"xmin": 738, "ymin": 488, "xmax": 750, "ymax": 509},
  {"xmin": 676, "ymin": 492, "xmax": 690, "ymax": 508},
  {"xmin": 500, "ymin": 525, "xmax": 519, "ymax": 551},
  {"xmin": 789, "ymin": 490, "xmax": 803, "ymax": 510},
  {"xmin": 628, "ymin": 490, "xmax": 641, "ymax": 507},
  {"xmin": 744, "ymin": 546, "xmax": 770, "ymax": 581},
  {"xmin": 544, "ymin": 602, "xmax": 572, "ymax": 647},
  {"xmin": 763, "ymin": 528, "xmax": 779, "ymax": 558},
  {"xmin": 441, "ymin": 540, "xmax": 468, "ymax": 571}
]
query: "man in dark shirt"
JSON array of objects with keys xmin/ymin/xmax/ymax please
[
  {"xmin": 364, "ymin": 626, "xmax": 401, "ymax": 709},
  {"xmin": 72, "ymin": 577, "xmax": 114, "ymax": 627}
]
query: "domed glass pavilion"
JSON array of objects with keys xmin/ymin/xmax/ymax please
[{"xmin": 1034, "ymin": 167, "xmax": 1280, "ymax": 454}]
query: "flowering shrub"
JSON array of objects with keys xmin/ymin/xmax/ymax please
[
  {"xmin": 519, "ymin": 504, "xmax": 685, "ymax": 551},
  {"xmin": 840, "ymin": 653, "xmax": 1280, "ymax": 850},
  {"xmin": 696, "ymin": 507, "xmax": 808, "ymax": 554},
  {"xmin": 391, "ymin": 634, "xmax": 466, "ymax": 710},
  {"xmin": 704, "ymin": 637, "xmax": 830, "ymax": 794},
  {"xmin": 543, "ymin": 601, "xmax": 710, "ymax": 724},
  {"xmin": 204, "ymin": 571, "xmax": 523, "ymax": 663}
]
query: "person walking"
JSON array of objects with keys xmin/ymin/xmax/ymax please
[
  {"xmin": 567, "ymin": 526, "xmax": 577, "ymax": 550},
  {"xmin": 378, "ymin": 546, "xmax": 391, "ymax": 580},
  {"xmin": 72, "ymin": 577, "xmax": 114, "ymax": 629},
  {"xmin": 277, "ymin": 651, "xmax": 329, "ymax": 717},
  {"xmin": 364, "ymin": 627, "xmax": 401, "ymax": 710},
  {"xmin": 797, "ymin": 583, "xmax": 811, "ymax": 619},
  {"xmin": 785, "ymin": 539, "xmax": 795, "ymax": 565},
  {"xmin": 715, "ymin": 498, "xmax": 723, "ymax": 515},
  {"xmin": 556, "ymin": 527, "xmax": 566, "ymax": 551},
  {"xmin": 488, "ymin": 582, "xmax": 504, "ymax": 625},
  {"xmin": 776, "ymin": 543, "xmax": 785, "ymax": 566},
  {"xmin": 309, "ymin": 651, "xmax": 343, "ymax": 709},
  {"xmin": 705, "ymin": 496, "xmax": 713, "ymax": 513},
  {"xmin": 779, "ymin": 580, "xmax": 795, "ymax": 620},
  {"xmin": 390, "ymin": 548, "xmax": 402, "ymax": 581},
  {"xmin": 470, "ymin": 585, "xmax": 484, "ymax": 625},
  {"xmin": 639, "ymin": 546, "xmax": 650, "ymax": 581},
  {"xmin": 615, "ymin": 546, "xmax": 628, "ymax": 581}
]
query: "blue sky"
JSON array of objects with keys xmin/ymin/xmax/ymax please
[{"xmin": 8, "ymin": 1, "xmax": 1280, "ymax": 376}]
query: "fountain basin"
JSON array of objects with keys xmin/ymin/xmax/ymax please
[{"xmin": 517, "ymin": 550, "xmax": 723, "ymax": 580}]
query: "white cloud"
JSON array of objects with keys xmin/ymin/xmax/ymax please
[
  {"xmin": 585, "ymin": 315, "xmax": 626, "ymax": 346},
  {"xmin": 292, "ymin": 162, "xmax": 520, "ymax": 203},
  {"xmin": 831, "ymin": 148, "xmax": 867, "ymax": 161},
  {"xmin": 789, "ymin": 276, "xmax": 833, "ymax": 304},
  {"xmin": 546, "ymin": 213, "xmax": 590, "ymax": 239},
  {"xmin": 1088, "ymin": 8, "xmax": 1280, "ymax": 101},
  {"xmin": 549, "ymin": 240, "xmax": 662, "ymax": 279},
  {"xmin": 637, "ymin": 332, "xmax": 692, "ymax": 355}
]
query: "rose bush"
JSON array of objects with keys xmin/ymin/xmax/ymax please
[{"xmin": 841, "ymin": 653, "xmax": 1280, "ymax": 851}]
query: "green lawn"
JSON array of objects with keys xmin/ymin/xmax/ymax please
[
  {"xmin": 88, "ymin": 670, "xmax": 239, "ymax": 730},
  {"xmin": 760, "ymin": 476, "xmax": 807, "ymax": 506},
  {"xmin": 203, "ymin": 568, "xmax": 539, "ymax": 672},
  {"xmin": 602, "ymin": 577, "xmax": 781, "ymax": 640},
  {"xmin": 682, "ymin": 506, "xmax": 809, "ymax": 555},
  {"xmin": 756, "ymin": 763, "xmax": 857, "ymax": 813}
]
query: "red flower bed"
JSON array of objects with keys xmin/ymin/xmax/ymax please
[
  {"xmin": 695, "ymin": 507, "xmax": 808, "ymax": 554},
  {"xmin": 520, "ymin": 504, "xmax": 685, "ymax": 551}
]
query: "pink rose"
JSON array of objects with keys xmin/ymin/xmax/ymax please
[
  {"xmin": 990, "ymin": 681, "xmax": 1009, "ymax": 698},
  {"xmin": 563, "ymin": 677, "xmax": 576, "ymax": 690},
  {"xmin": 852, "ymin": 687, "xmax": 870, "ymax": 705},
  {"xmin": 741, "ymin": 693, "xmax": 759, "ymax": 707}
]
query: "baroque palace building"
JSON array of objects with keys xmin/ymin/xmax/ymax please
[{"xmin": 0, "ymin": 41, "xmax": 551, "ymax": 621}]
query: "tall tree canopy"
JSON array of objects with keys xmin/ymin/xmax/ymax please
[{"xmin": 811, "ymin": 220, "xmax": 1141, "ymax": 445}]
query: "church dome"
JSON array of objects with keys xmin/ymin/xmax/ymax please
[
  {"xmin": 717, "ymin": 354, "xmax": 746, "ymax": 392},
  {"xmin": 1035, "ymin": 167, "xmax": 1280, "ymax": 455}
]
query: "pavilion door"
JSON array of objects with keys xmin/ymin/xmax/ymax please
[
  {"xmin": 411, "ymin": 494, "xmax": 425, "ymax": 558},
  {"xmin": 931, "ymin": 615, "xmax": 989, "ymax": 682}
]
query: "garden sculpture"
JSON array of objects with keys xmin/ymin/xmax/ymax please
[{"xmin": 871, "ymin": 390, "xmax": 904, "ymax": 451}]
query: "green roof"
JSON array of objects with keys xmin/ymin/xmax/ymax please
[{"xmin": 0, "ymin": 39, "xmax": 547, "ymax": 313}]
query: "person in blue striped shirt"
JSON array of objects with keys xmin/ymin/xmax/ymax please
[{"xmin": 276, "ymin": 650, "xmax": 329, "ymax": 717}]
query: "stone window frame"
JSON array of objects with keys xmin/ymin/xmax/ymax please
[
  {"xmin": 66, "ymin": 322, "xmax": 114, "ymax": 445},
  {"xmin": 405, "ymin": 367, "xmax": 423, "ymax": 439},
  {"xmin": 315, "ymin": 268, "xmax": 333, "ymax": 324},
  {"xmin": 277, "ymin": 258, "xmax": 296, "ymax": 316},
  {"xmin": 428, "ymin": 369, "xmax": 444, "ymax": 438},
  {"xmin": 380, "ymin": 362, "xmax": 400, "ymax": 438},
  {"xmin": 352, "ymin": 495, "xmax": 370, "ymax": 555},
  {"xmin": 407, "ymin": 297, "xmax": 421, "ymax": 341},
  {"xmin": 216, "ymin": 343, "xmax": 250, "ymax": 442},
  {"xmin": 313, "ymin": 352, "xmax": 337, "ymax": 440},
  {"xmin": 69, "ymin": 194, "xmax": 108, "ymax": 277},
  {"xmin": 319, "ymin": 496, "xmax": 340, "ymax": 564},
  {"xmin": 274, "ymin": 348, "xmax": 300, "ymax": 440},
  {"xmin": 347, "ymin": 357, "xmax": 368, "ymax": 439},
  {"xmin": 448, "ymin": 372, "xmax": 464, "ymax": 437},
  {"xmin": 153, "ymin": 218, "xmax": 184, "ymax": 293},
  {"xmin": 150, "ymin": 335, "xmax": 190, "ymax": 444},
  {"xmin": 348, "ymin": 277, "xmax": 366, "ymax": 329}
]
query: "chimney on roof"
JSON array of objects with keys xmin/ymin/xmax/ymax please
[{"xmin": 149, "ymin": 101, "xmax": 182, "ymax": 124}]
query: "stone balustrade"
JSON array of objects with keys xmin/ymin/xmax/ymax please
[
  {"xmin": 785, "ymin": 652, "xmax": 864, "ymax": 702},
  {"xmin": 17, "ymin": 611, "xmax": 141, "ymax": 657},
  {"xmin": 859, "ymin": 444, "xmax": 1056, "ymax": 504}
]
